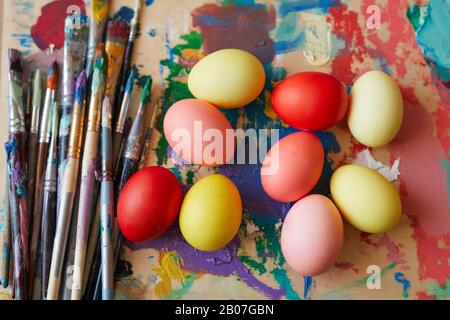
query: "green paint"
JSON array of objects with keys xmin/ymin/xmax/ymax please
[
  {"xmin": 240, "ymin": 256, "xmax": 267, "ymax": 275},
  {"xmin": 334, "ymin": 263, "xmax": 397, "ymax": 292},
  {"xmin": 271, "ymin": 268, "xmax": 301, "ymax": 300},
  {"xmin": 406, "ymin": 4, "xmax": 428, "ymax": 32},
  {"xmin": 155, "ymin": 32, "xmax": 202, "ymax": 166},
  {"xmin": 426, "ymin": 279, "xmax": 450, "ymax": 300},
  {"xmin": 186, "ymin": 170, "xmax": 195, "ymax": 185},
  {"xmin": 163, "ymin": 273, "xmax": 196, "ymax": 300},
  {"xmin": 440, "ymin": 159, "xmax": 450, "ymax": 198},
  {"xmin": 141, "ymin": 76, "xmax": 152, "ymax": 104}
]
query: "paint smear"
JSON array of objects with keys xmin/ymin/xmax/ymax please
[
  {"xmin": 30, "ymin": 0, "xmax": 86, "ymax": 50},
  {"xmin": 407, "ymin": 0, "xmax": 450, "ymax": 83},
  {"xmin": 394, "ymin": 272, "xmax": 411, "ymax": 298}
]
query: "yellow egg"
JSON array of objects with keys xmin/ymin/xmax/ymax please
[
  {"xmin": 348, "ymin": 71, "xmax": 403, "ymax": 147},
  {"xmin": 188, "ymin": 49, "xmax": 265, "ymax": 109},
  {"xmin": 330, "ymin": 164, "xmax": 401, "ymax": 233},
  {"xmin": 179, "ymin": 174, "xmax": 242, "ymax": 251}
]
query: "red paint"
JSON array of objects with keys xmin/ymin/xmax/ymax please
[
  {"xmin": 271, "ymin": 72, "xmax": 349, "ymax": 131},
  {"xmin": 334, "ymin": 262, "xmax": 359, "ymax": 273},
  {"xmin": 30, "ymin": 0, "xmax": 86, "ymax": 50},
  {"xmin": 118, "ymin": 166, "xmax": 182, "ymax": 243}
]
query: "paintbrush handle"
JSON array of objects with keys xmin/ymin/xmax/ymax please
[
  {"xmin": 29, "ymin": 141, "xmax": 49, "ymax": 291},
  {"xmin": 100, "ymin": 180, "xmax": 114, "ymax": 300},
  {"xmin": 26, "ymin": 132, "xmax": 38, "ymax": 223},
  {"xmin": 112, "ymin": 131, "xmax": 124, "ymax": 172},
  {"xmin": 40, "ymin": 188, "xmax": 56, "ymax": 299},
  {"xmin": 2, "ymin": 175, "xmax": 11, "ymax": 288},
  {"xmin": 47, "ymin": 157, "xmax": 79, "ymax": 300},
  {"xmin": 72, "ymin": 131, "xmax": 100, "ymax": 300},
  {"xmin": 6, "ymin": 132, "xmax": 29, "ymax": 299}
]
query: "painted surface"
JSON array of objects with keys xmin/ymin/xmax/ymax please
[{"xmin": 0, "ymin": 0, "xmax": 449, "ymax": 300}]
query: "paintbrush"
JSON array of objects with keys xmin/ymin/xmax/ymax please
[
  {"xmin": 86, "ymin": 0, "xmax": 110, "ymax": 79},
  {"xmin": 26, "ymin": 70, "xmax": 42, "ymax": 239},
  {"xmin": 29, "ymin": 62, "xmax": 58, "ymax": 296},
  {"xmin": 104, "ymin": 18, "xmax": 130, "ymax": 115},
  {"xmin": 99, "ymin": 97, "xmax": 114, "ymax": 300},
  {"xmin": 5, "ymin": 48, "xmax": 29, "ymax": 299},
  {"xmin": 1, "ymin": 174, "xmax": 11, "ymax": 288},
  {"xmin": 91, "ymin": 77, "xmax": 153, "ymax": 299},
  {"xmin": 24, "ymin": 71, "xmax": 33, "ymax": 137},
  {"xmin": 71, "ymin": 46, "xmax": 107, "ymax": 300},
  {"xmin": 113, "ymin": 69, "xmax": 136, "ymax": 169},
  {"xmin": 115, "ymin": 0, "xmax": 141, "ymax": 109},
  {"xmin": 58, "ymin": 13, "xmax": 89, "ymax": 210},
  {"xmin": 47, "ymin": 71, "xmax": 87, "ymax": 300},
  {"xmin": 40, "ymin": 101, "xmax": 59, "ymax": 299}
]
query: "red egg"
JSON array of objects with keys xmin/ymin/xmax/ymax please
[
  {"xmin": 118, "ymin": 166, "xmax": 182, "ymax": 243},
  {"xmin": 271, "ymin": 72, "xmax": 348, "ymax": 131}
]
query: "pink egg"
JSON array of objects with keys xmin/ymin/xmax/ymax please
[
  {"xmin": 260, "ymin": 132, "xmax": 324, "ymax": 202},
  {"xmin": 163, "ymin": 99, "xmax": 235, "ymax": 166},
  {"xmin": 281, "ymin": 194, "xmax": 344, "ymax": 276}
]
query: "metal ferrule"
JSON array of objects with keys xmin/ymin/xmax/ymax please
[
  {"xmin": 30, "ymin": 102, "xmax": 41, "ymax": 134},
  {"xmin": 123, "ymin": 105, "xmax": 146, "ymax": 162},
  {"xmin": 8, "ymin": 77, "xmax": 25, "ymax": 133},
  {"xmin": 87, "ymin": 94, "xmax": 102, "ymax": 132},
  {"xmin": 115, "ymin": 91, "xmax": 130, "ymax": 134},
  {"xmin": 39, "ymin": 88, "xmax": 54, "ymax": 143},
  {"xmin": 68, "ymin": 100, "xmax": 85, "ymax": 159}
]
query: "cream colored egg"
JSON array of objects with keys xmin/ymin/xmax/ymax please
[
  {"xmin": 348, "ymin": 71, "xmax": 403, "ymax": 147},
  {"xmin": 188, "ymin": 49, "xmax": 265, "ymax": 109},
  {"xmin": 330, "ymin": 164, "xmax": 402, "ymax": 233}
]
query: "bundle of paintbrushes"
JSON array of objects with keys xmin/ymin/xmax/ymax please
[{"xmin": 1, "ymin": 0, "xmax": 155, "ymax": 300}]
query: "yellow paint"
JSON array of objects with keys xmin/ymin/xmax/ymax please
[
  {"xmin": 92, "ymin": 0, "xmax": 109, "ymax": 24},
  {"xmin": 0, "ymin": 292, "xmax": 13, "ymax": 300},
  {"xmin": 105, "ymin": 43, "xmax": 126, "ymax": 102},
  {"xmin": 181, "ymin": 48, "xmax": 204, "ymax": 60},
  {"xmin": 263, "ymin": 90, "xmax": 278, "ymax": 120},
  {"xmin": 152, "ymin": 251, "xmax": 190, "ymax": 299}
]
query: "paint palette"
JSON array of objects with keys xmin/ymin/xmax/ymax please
[{"xmin": 0, "ymin": 0, "xmax": 448, "ymax": 300}]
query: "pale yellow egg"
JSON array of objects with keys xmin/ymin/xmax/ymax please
[
  {"xmin": 330, "ymin": 164, "xmax": 402, "ymax": 233},
  {"xmin": 348, "ymin": 71, "xmax": 403, "ymax": 147},
  {"xmin": 188, "ymin": 49, "xmax": 265, "ymax": 109}
]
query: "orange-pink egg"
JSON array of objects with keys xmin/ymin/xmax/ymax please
[
  {"xmin": 260, "ymin": 132, "xmax": 324, "ymax": 202},
  {"xmin": 281, "ymin": 194, "xmax": 344, "ymax": 276},
  {"xmin": 163, "ymin": 99, "xmax": 235, "ymax": 166}
]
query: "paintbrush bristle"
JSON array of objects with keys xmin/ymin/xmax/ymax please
[
  {"xmin": 65, "ymin": 13, "xmax": 89, "ymax": 40},
  {"xmin": 141, "ymin": 76, "xmax": 152, "ymax": 105},
  {"xmin": 47, "ymin": 62, "xmax": 59, "ymax": 90},
  {"xmin": 75, "ymin": 70, "xmax": 87, "ymax": 103},
  {"xmin": 8, "ymin": 48, "xmax": 22, "ymax": 74},
  {"xmin": 106, "ymin": 19, "xmax": 130, "ymax": 44}
]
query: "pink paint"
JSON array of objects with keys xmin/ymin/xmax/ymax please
[
  {"xmin": 375, "ymin": 234, "xmax": 409, "ymax": 269},
  {"xmin": 389, "ymin": 100, "xmax": 449, "ymax": 236},
  {"xmin": 30, "ymin": 0, "xmax": 86, "ymax": 50}
]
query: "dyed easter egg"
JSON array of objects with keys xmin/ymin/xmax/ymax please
[
  {"xmin": 163, "ymin": 99, "xmax": 235, "ymax": 166},
  {"xmin": 118, "ymin": 166, "xmax": 182, "ymax": 242},
  {"xmin": 271, "ymin": 72, "xmax": 349, "ymax": 131},
  {"xmin": 348, "ymin": 71, "xmax": 403, "ymax": 147},
  {"xmin": 281, "ymin": 194, "xmax": 344, "ymax": 276},
  {"xmin": 330, "ymin": 164, "xmax": 402, "ymax": 233},
  {"xmin": 179, "ymin": 174, "xmax": 242, "ymax": 251},
  {"xmin": 261, "ymin": 132, "xmax": 324, "ymax": 202},
  {"xmin": 188, "ymin": 49, "xmax": 265, "ymax": 108}
]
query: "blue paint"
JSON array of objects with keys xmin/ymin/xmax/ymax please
[
  {"xmin": 145, "ymin": 0, "xmax": 154, "ymax": 6},
  {"xmin": 113, "ymin": 6, "xmax": 135, "ymax": 24},
  {"xmin": 279, "ymin": 0, "xmax": 341, "ymax": 17},
  {"xmin": 303, "ymin": 276, "xmax": 313, "ymax": 299},
  {"xmin": 394, "ymin": 272, "xmax": 411, "ymax": 298},
  {"xmin": 12, "ymin": 33, "xmax": 33, "ymax": 48},
  {"xmin": 407, "ymin": 0, "xmax": 450, "ymax": 81},
  {"xmin": 274, "ymin": 32, "xmax": 305, "ymax": 53}
]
